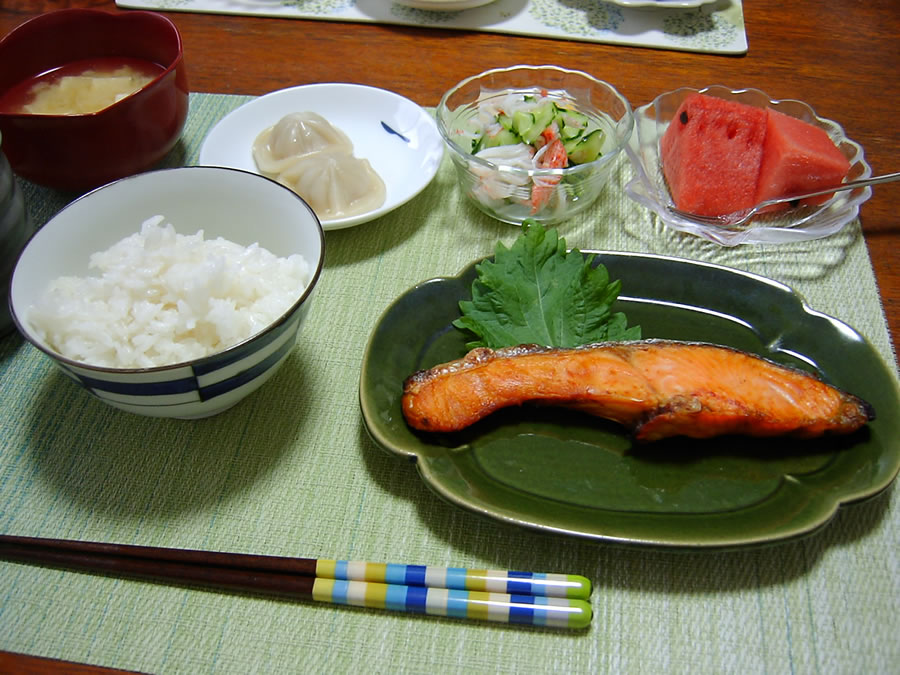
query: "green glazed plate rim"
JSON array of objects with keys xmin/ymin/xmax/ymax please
[{"xmin": 359, "ymin": 251, "xmax": 900, "ymax": 549}]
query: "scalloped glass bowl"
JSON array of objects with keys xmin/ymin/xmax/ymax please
[
  {"xmin": 624, "ymin": 85, "xmax": 872, "ymax": 246},
  {"xmin": 436, "ymin": 65, "xmax": 634, "ymax": 225}
]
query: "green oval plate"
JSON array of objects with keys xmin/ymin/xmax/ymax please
[{"xmin": 359, "ymin": 252, "xmax": 900, "ymax": 548}]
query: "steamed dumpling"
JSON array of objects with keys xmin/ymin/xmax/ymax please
[
  {"xmin": 251, "ymin": 111, "xmax": 387, "ymax": 221},
  {"xmin": 277, "ymin": 150, "xmax": 386, "ymax": 220},
  {"xmin": 253, "ymin": 111, "xmax": 354, "ymax": 174}
]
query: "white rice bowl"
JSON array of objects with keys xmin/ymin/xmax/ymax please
[
  {"xmin": 9, "ymin": 166, "xmax": 325, "ymax": 419},
  {"xmin": 27, "ymin": 216, "xmax": 311, "ymax": 369}
]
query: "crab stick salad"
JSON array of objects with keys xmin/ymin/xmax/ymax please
[{"xmin": 461, "ymin": 88, "xmax": 608, "ymax": 217}]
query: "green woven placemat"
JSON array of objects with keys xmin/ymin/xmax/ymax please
[{"xmin": 1, "ymin": 93, "xmax": 897, "ymax": 674}]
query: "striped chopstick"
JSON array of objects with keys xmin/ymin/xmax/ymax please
[
  {"xmin": 0, "ymin": 535, "xmax": 592, "ymax": 629},
  {"xmin": 311, "ymin": 577, "xmax": 589, "ymax": 629},
  {"xmin": 316, "ymin": 559, "xmax": 590, "ymax": 599}
]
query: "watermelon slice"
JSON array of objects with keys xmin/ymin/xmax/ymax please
[
  {"xmin": 660, "ymin": 93, "xmax": 767, "ymax": 217},
  {"xmin": 755, "ymin": 107, "xmax": 851, "ymax": 208},
  {"xmin": 659, "ymin": 92, "xmax": 852, "ymax": 219}
]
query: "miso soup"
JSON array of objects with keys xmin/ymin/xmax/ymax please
[{"xmin": 0, "ymin": 57, "xmax": 164, "ymax": 115}]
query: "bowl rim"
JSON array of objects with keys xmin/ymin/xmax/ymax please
[
  {"xmin": 9, "ymin": 166, "xmax": 325, "ymax": 375},
  {"xmin": 436, "ymin": 64, "xmax": 634, "ymax": 177},
  {"xmin": 0, "ymin": 8, "xmax": 184, "ymax": 120},
  {"xmin": 624, "ymin": 84, "xmax": 872, "ymax": 246}
]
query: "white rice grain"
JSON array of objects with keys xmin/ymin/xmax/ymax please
[{"xmin": 28, "ymin": 215, "xmax": 311, "ymax": 369}]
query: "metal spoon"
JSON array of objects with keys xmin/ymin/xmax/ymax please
[{"xmin": 667, "ymin": 171, "xmax": 900, "ymax": 228}]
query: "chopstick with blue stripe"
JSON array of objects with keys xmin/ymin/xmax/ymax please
[
  {"xmin": 0, "ymin": 535, "xmax": 592, "ymax": 629},
  {"xmin": 316, "ymin": 560, "xmax": 590, "ymax": 599}
]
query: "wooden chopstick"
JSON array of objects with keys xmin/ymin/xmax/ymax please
[
  {"xmin": 0, "ymin": 535, "xmax": 592, "ymax": 629},
  {"xmin": 0, "ymin": 535, "xmax": 316, "ymax": 596},
  {"xmin": 0, "ymin": 535, "xmax": 590, "ymax": 597}
]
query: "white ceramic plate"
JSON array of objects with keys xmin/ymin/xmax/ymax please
[
  {"xmin": 199, "ymin": 83, "xmax": 445, "ymax": 230},
  {"xmin": 392, "ymin": 0, "xmax": 496, "ymax": 10}
]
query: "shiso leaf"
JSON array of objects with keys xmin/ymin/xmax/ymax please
[{"xmin": 453, "ymin": 220, "xmax": 641, "ymax": 349}]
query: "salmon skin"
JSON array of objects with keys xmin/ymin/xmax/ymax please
[{"xmin": 401, "ymin": 340, "xmax": 874, "ymax": 442}]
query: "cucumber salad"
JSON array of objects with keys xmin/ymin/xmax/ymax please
[{"xmin": 459, "ymin": 89, "xmax": 609, "ymax": 219}]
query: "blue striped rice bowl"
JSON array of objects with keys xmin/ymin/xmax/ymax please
[{"xmin": 9, "ymin": 166, "xmax": 324, "ymax": 418}]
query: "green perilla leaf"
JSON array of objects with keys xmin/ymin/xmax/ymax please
[{"xmin": 453, "ymin": 220, "xmax": 641, "ymax": 349}]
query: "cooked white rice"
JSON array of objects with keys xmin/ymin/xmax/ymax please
[{"xmin": 28, "ymin": 215, "xmax": 311, "ymax": 369}]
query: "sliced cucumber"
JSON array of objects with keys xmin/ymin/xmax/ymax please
[
  {"xmin": 497, "ymin": 112, "xmax": 515, "ymax": 132},
  {"xmin": 556, "ymin": 107, "xmax": 590, "ymax": 130},
  {"xmin": 566, "ymin": 129, "xmax": 606, "ymax": 164},
  {"xmin": 482, "ymin": 128, "xmax": 520, "ymax": 148},
  {"xmin": 512, "ymin": 110, "xmax": 535, "ymax": 139},
  {"xmin": 523, "ymin": 103, "xmax": 557, "ymax": 144},
  {"xmin": 559, "ymin": 124, "xmax": 583, "ymax": 141},
  {"xmin": 513, "ymin": 104, "xmax": 558, "ymax": 145}
]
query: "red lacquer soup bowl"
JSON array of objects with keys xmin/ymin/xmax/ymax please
[{"xmin": 0, "ymin": 9, "xmax": 189, "ymax": 191}]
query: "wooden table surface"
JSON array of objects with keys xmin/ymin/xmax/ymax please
[{"xmin": 1, "ymin": 0, "xmax": 898, "ymax": 671}]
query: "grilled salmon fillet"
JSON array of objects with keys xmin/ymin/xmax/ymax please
[{"xmin": 401, "ymin": 340, "xmax": 874, "ymax": 442}]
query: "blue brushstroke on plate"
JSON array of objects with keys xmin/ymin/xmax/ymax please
[{"xmin": 382, "ymin": 121, "xmax": 410, "ymax": 143}]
